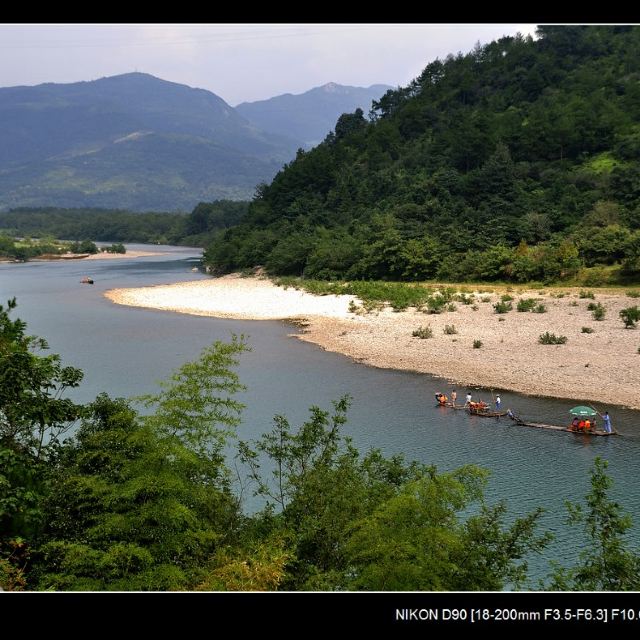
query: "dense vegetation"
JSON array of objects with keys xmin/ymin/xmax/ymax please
[
  {"xmin": 0, "ymin": 201, "xmax": 248, "ymax": 247},
  {"xmin": 0, "ymin": 235, "xmax": 102, "ymax": 261},
  {"xmin": 2, "ymin": 300, "xmax": 639, "ymax": 591},
  {"xmin": 205, "ymin": 27, "xmax": 640, "ymax": 286}
]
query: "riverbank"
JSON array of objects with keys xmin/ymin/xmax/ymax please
[
  {"xmin": 19, "ymin": 249, "xmax": 166, "ymax": 262},
  {"xmin": 105, "ymin": 274, "xmax": 640, "ymax": 410},
  {"xmin": 84, "ymin": 250, "xmax": 166, "ymax": 260}
]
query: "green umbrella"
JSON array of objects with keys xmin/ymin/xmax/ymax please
[{"xmin": 569, "ymin": 405, "xmax": 597, "ymax": 417}]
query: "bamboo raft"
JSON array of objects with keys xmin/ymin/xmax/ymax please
[
  {"xmin": 512, "ymin": 420, "xmax": 617, "ymax": 436},
  {"xmin": 435, "ymin": 403, "xmax": 618, "ymax": 437},
  {"xmin": 435, "ymin": 403, "xmax": 507, "ymax": 417},
  {"xmin": 468, "ymin": 408, "xmax": 507, "ymax": 418}
]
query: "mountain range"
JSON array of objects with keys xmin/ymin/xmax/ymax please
[
  {"xmin": 0, "ymin": 73, "xmax": 389, "ymax": 211},
  {"xmin": 236, "ymin": 82, "xmax": 392, "ymax": 148}
]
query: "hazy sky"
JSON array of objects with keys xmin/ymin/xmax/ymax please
[{"xmin": 0, "ymin": 24, "xmax": 537, "ymax": 105}]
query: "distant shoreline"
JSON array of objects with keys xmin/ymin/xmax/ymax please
[
  {"xmin": 83, "ymin": 250, "xmax": 166, "ymax": 260},
  {"xmin": 104, "ymin": 274, "xmax": 640, "ymax": 411},
  {"xmin": 23, "ymin": 249, "xmax": 166, "ymax": 262}
]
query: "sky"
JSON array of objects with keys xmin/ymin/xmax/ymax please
[{"xmin": 0, "ymin": 24, "xmax": 537, "ymax": 105}]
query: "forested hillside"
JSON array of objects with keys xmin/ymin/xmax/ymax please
[{"xmin": 205, "ymin": 27, "xmax": 640, "ymax": 284}]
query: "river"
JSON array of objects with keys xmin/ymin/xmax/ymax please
[{"xmin": 1, "ymin": 244, "xmax": 639, "ymax": 585}]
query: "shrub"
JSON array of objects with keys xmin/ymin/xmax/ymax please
[
  {"xmin": 517, "ymin": 298, "xmax": 537, "ymax": 312},
  {"xmin": 579, "ymin": 290, "xmax": 595, "ymax": 299},
  {"xmin": 533, "ymin": 303, "xmax": 547, "ymax": 313},
  {"xmin": 412, "ymin": 326, "xmax": 433, "ymax": 339},
  {"xmin": 582, "ymin": 268, "xmax": 609, "ymax": 287},
  {"xmin": 473, "ymin": 340, "xmax": 483, "ymax": 349},
  {"xmin": 501, "ymin": 294, "xmax": 514, "ymax": 302},
  {"xmin": 627, "ymin": 290, "xmax": 640, "ymax": 298},
  {"xmin": 581, "ymin": 327, "xmax": 595, "ymax": 333},
  {"xmin": 539, "ymin": 332, "xmax": 568, "ymax": 345},
  {"xmin": 493, "ymin": 301, "xmax": 512, "ymax": 314},
  {"xmin": 443, "ymin": 324, "xmax": 458, "ymax": 335},
  {"xmin": 455, "ymin": 293, "xmax": 474, "ymax": 305},
  {"xmin": 481, "ymin": 296, "xmax": 491, "ymax": 303},
  {"xmin": 620, "ymin": 306, "xmax": 640, "ymax": 328},
  {"xmin": 570, "ymin": 301, "xmax": 579, "ymax": 307},
  {"xmin": 591, "ymin": 303, "xmax": 606, "ymax": 321},
  {"xmin": 424, "ymin": 295, "xmax": 447, "ymax": 314},
  {"xmin": 70, "ymin": 239, "xmax": 99, "ymax": 254},
  {"xmin": 471, "ymin": 304, "xmax": 479, "ymax": 311},
  {"xmin": 446, "ymin": 303, "xmax": 457, "ymax": 312},
  {"xmin": 104, "ymin": 243, "xmax": 126, "ymax": 254}
]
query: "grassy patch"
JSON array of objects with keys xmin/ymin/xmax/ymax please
[{"xmin": 583, "ymin": 151, "xmax": 620, "ymax": 174}]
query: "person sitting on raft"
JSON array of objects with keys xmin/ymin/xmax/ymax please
[
  {"xmin": 435, "ymin": 393, "xmax": 448, "ymax": 406},
  {"xmin": 506, "ymin": 408, "xmax": 521, "ymax": 422}
]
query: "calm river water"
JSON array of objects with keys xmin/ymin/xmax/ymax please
[{"xmin": 1, "ymin": 244, "xmax": 639, "ymax": 584}]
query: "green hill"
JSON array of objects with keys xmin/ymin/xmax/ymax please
[{"xmin": 205, "ymin": 27, "xmax": 640, "ymax": 284}]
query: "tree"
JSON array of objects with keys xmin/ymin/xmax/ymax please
[
  {"xmin": 550, "ymin": 458, "xmax": 640, "ymax": 590},
  {"xmin": 34, "ymin": 394, "xmax": 240, "ymax": 590},
  {"xmin": 34, "ymin": 337, "xmax": 250, "ymax": 591},
  {"xmin": 70, "ymin": 240, "xmax": 98, "ymax": 254},
  {"xmin": 239, "ymin": 397, "xmax": 549, "ymax": 590},
  {"xmin": 622, "ymin": 231, "xmax": 640, "ymax": 274},
  {"xmin": 0, "ymin": 299, "xmax": 85, "ymax": 588},
  {"xmin": 344, "ymin": 468, "xmax": 549, "ymax": 590},
  {"xmin": 238, "ymin": 397, "xmax": 428, "ymax": 588},
  {"xmin": 137, "ymin": 336, "xmax": 249, "ymax": 464},
  {"xmin": 0, "ymin": 298, "xmax": 84, "ymax": 459},
  {"xmin": 334, "ymin": 108, "xmax": 367, "ymax": 141}
]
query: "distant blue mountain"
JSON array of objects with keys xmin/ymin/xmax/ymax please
[
  {"xmin": 236, "ymin": 82, "xmax": 393, "ymax": 147},
  {"xmin": 0, "ymin": 73, "xmax": 298, "ymax": 210}
]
